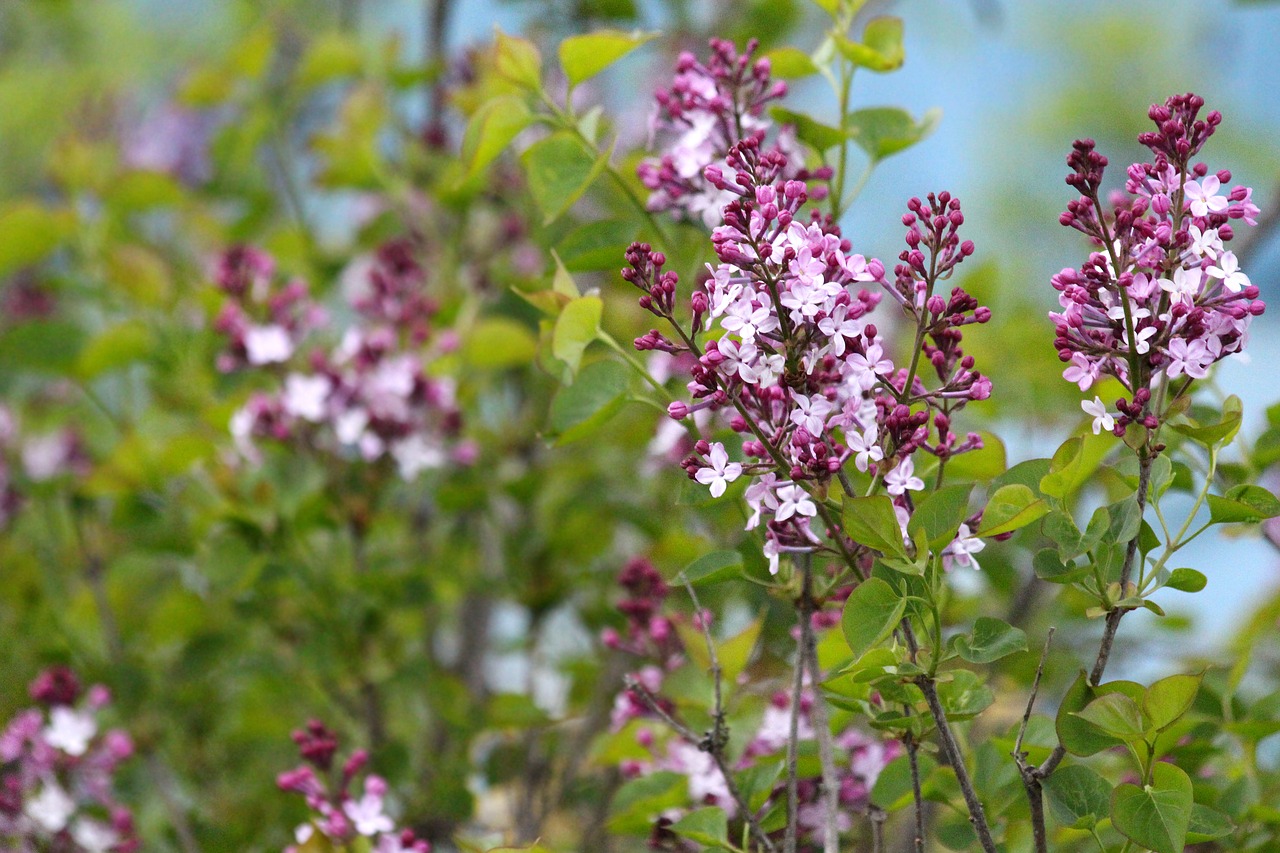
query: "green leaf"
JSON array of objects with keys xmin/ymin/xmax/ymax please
[
  {"xmin": 770, "ymin": 107, "xmax": 847, "ymax": 152},
  {"xmin": 670, "ymin": 807, "xmax": 728, "ymax": 847},
  {"xmin": 609, "ymin": 771, "xmax": 687, "ymax": 833},
  {"xmin": 547, "ymin": 359, "xmax": 629, "ymax": 442},
  {"xmin": 296, "ymin": 31, "xmax": 363, "ymax": 88},
  {"xmin": 1185, "ymin": 803, "xmax": 1234, "ymax": 843},
  {"xmin": 0, "ymin": 320, "xmax": 86, "ymax": 374},
  {"xmin": 1071, "ymin": 692, "xmax": 1149, "ymax": 742},
  {"xmin": 1170, "ymin": 395, "xmax": 1242, "ymax": 448},
  {"xmin": 977, "ymin": 483, "xmax": 1048, "ymax": 537},
  {"xmin": 834, "ymin": 17, "xmax": 905, "ymax": 72},
  {"xmin": 842, "ymin": 495, "xmax": 908, "ymax": 558},
  {"xmin": 557, "ymin": 219, "xmax": 638, "ymax": 272},
  {"xmin": 75, "ymin": 320, "xmax": 153, "ymax": 379},
  {"xmin": 1110, "ymin": 762, "xmax": 1193, "ymax": 853},
  {"xmin": 718, "ymin": 617, "xmax": 763, "ymax": 686},
  {"xmin": 841, "ymin": 577, "xmax": 906, "ymax": 659},
  {"xmin": 908, "ymin": 484, "xmax": 973, "ymax": 550},
  {"xmin": 871, "ymin": 753, "xmax": 937, "ymax": 811},
  {"xmin": 844, "ymin": 106, "xmax": 940, "ymax": 162},
  {"xmin": 1032, "ymin": 548, "xmax": 1089, "ymax": 584},
  {"xmin": 520, "ymin": 131, "xmax": 610, "ymax": 224},
  {"xmin": 1043, "ymin": 764, "xmax": 1112, "ymax": 829},
  {"xmin": 558, "ymin": 29, "xmax": 656, "ymax": 87},
  {"xmin": 1165, "ymin": 568, "xmax": 1207, "ymax": 593},
  {"xmin": 1058, "ymin": 673, "xmax": 1123, "ymax": 757},
  {"xmin": 1143, "ymin": 672, "xmax": 1202, "ymax": 733},
  {"xmin": 762, "ymin": 46, "xmax": 820, "ymax": 79},
  {"xmin": 463, "ymin": 317, "xmax": 538, "ymax": 369},
  {"xmin": 494, "ymin": 30, "xmax": 542, "ymax": 90},
  {"xmin": 737, "ymin": 760, "xmax": 784, "ymax": 812},
  {"xmin": 0, "ymin": 202, "xmax": 74, "ymax": 276},
  {"xmin": 937, "ymin": 669, "xmax": 994, "ymax": 720},
  {"xmin": 679, "ymin": 550, "xmax": 744, "ymax": 586},
  {"xmin": 551, "ymin": 295, "xmax": 602, "ymax": 376},
  {"xmin": 1040, "ymin": 437, "xmax": 1083, "ymax": 500},
  {"xmin": 462, "ymin": 95, "xmax": 532, "ymax": 177},
  {"xmin": 951, "ymin": 617, "xmax": 1027, "ymax": 664},
  {"xmin": 1207, "ymin": 484, "xmax": 1280, "ymax": 524}
]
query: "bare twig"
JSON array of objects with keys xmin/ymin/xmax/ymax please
[
  {"xmin": 798, "ymin": 558, "xmax": 840, "ymax": 853},
  {"xmin": 905, "ymin": 730, "xmax": 925, "ymax": 853},
  {"xmin": 624, "ymin": 679, "xmax": 776, "ymax": 853},
  {"xmin": 869, "ymin": 805, "xmax": 887, "ymax": 853},
  {"xmin": 783, "ymin": 559, "xmax": 817, "ymax": 853},
  {"xmin": 1014, "ymin": 628, "xmax": 1056, "ymax": 853}
]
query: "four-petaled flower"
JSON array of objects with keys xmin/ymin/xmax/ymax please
[
  {"xmin": 695, "ymin": 442, "xmax": 743, "ymax": 498},
  {"xmin": 1081, "ymin": 396, "xmax": 1115, "ymax": 435},
  {"xmin": 847, "ymin": 426, "xmax": 884, "ymax": 473},
  {"xmin": 884, "ymin": 458, "xmax": 925, "ymax": 496},
  {"xmin": 1207, "ymin": 250, "xmax": 1251, "ymax": 293},
  {"xmin": 943, "ymin": 523, "xmax": 985, "ymax": 571},
  {"xmin": 1184, "ymin": 175, "xmax": 1228, "ymax": 218},
  {"xmin": 774, "ymin": 483, "xmax": 817, "ymax": 521}
]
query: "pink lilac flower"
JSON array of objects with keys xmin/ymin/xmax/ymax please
[
  {"xmin": 278, "ymin": 721, "xmax": 428, "ymax": 853},
  {"xmin": 694, "ymin": 442, "xmax": 743, "ymax": 497},
  {"xmin": 638, "ymin": 39, "xmax": 830, "ymax": 226},
  {"xmin": 0, "ymin": 668, "xmax": 139, "ymax": 852},
  {"xmin": 213, "ymin": 241, "xmax": 473, "ymax": 480},
  {"xmin": 1052, "ymin": 94, "xmax": 1265, "ymax": 433}
]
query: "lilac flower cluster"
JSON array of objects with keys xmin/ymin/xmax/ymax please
[
  {"xmin": 277, "ymin": 720, "xmax": 429, "ymax": 853},
  {"xmin": 624, "ymin": 134, "xmax": 990, "ymax": 574},
  {"xmin": 1051, "ymin": 93, "xmax": 1265, "ymax": 434},
  {"xmin": 214, "ymin": 242, "xmax": 475, "ymax": 479},
  {"xmin": 638, "ymin": 38, "xmax": 829, "ymax": 227},
  {"xmin": 0, "ymin": 406, "xmax": 89, "ymax": 532},
  {"xmin": 0, "ymin": 668, "xmax": 138, "ymax": 853}
]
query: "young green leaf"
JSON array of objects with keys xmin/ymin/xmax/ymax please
[
  {"xmin": 462, "ymin": 95, "xmax": 532, "ymax": 177},
  {"xmin": 842, "ymin": 495, "xmax": 909, "ymax": 558},
  {"xmin": 679, "ymin": 550, "xmax": 744, "ymax": 586},
  {"xmin": 1071, "ymin": 692, "xmax": 1149, "ymax": 742},
  {"xmin": 1143, "ymin": 672, "xmax": 1202, "ymax": 733},
  {"xmin": 547, "ymin": 359, "xmax": 629, "ymax": 442},
  {"xmin": 520, "ymin": 132, "xmax": 611, "ymax": 224},
  {"xmin": 1207, "ymin": 484, "xmax": 1280, "ymax": 524},
  {"xmin": 1165, "ymin": 568, "xmax": 1207, "ymax": 593},
  {"xmin": 844, "ymin": 106, "xmax": 940, "ymax": 162},
  {"xmin": 1110, "ymin": 762, "xmax": 1193, "ymax": 853},
  {"xmin": 950, "ymin": 617, "xmax": 1027, "ymax": 664},
  {"xmin": 841, "ymin": 577, "xmax": 906, "ymax": 659},
  {"xmin": 834, "ymin": 17, "xmax": 905, "ymax": 72},
  {"xmin": 559, "ymin": 30, "xmax": 656, "ymax": 88},
  {"xmin": 762, "ymin": 46, "xmax": 820, "ymax": 79},
  {"xmin": 770, "ymin": 107, "xmax": 848, "ymax": 152},
  {"xmin": 1057, "ymin": 672, "xmax": 1123, "ymax": 757},
  {"xmin": 551, "ymin": 294, "xmax": 602, "ymax": 375},
  {"xmin": 937, "ymin": 669, "xmax": 995, "ymax": 720},
  {"xmin": 670, "ymin": 807, "xmax": 729, "ymax": 847},
  {"xmin": 494, "ymin": 30, "xmax": 542, "ymax": 90},
  {"xmin": 976, "ymin": 483, "xmax": 1048, "ymax": 536},
  {"xmin": 1042, "ymin": 764, "xmax": 1112, "ymax": 829},
  {"xmin": 908, "ymin": 483, "xmax": 973, "ymax": 550}
]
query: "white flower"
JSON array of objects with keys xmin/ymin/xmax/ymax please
[
  {"xmin": 1081, "ymin": 396, "xmax": 1115, "ymax": 435},
  {"xmin": 944, "ymin": 524, "xmax": 985, "ymax": 571},
  {"xmin": 884, "ymin": 458, "xmax": 924, "ymax": 496},
  {"xmin": 1133, "ymin": 325, "xmax": 1158, "ymax": 355},
  {"xmin": 744, "ymin": 472, "xmax": 779, "ymax": 529},
  {"xmin": 1187, "ymin": 224, "xmax": 1222, "ymax": 258},
  {"xmin": 774, "ymin": 483, "xmax": 817, "ymax": 522},
  {"xmin": 390, "ymin": 435, "xmax": 445, "ymax": 479},
  {"xmin": 1157, "ymin": 266, "xmax": 1201, "ymax": 304},
  {"xmin": 847, "ymin": 426, "xmax": 884, "ymax": 473},
  {"xmin": 1184, "ymin": 175, "xmax": 1228, "ymax": 218},
  {"xmin": 694, "ymin": 442, "xmax": 743, "ymax": 498},
  {"xmin": 344, "ymin": 791, "xmax": 394, "ymax": 836},
  {"xmin": 789, "ymin": 394, "xmax": 833, "ymax": 435},
  {"xmin": 72, "ymin": 818, "xmax": 120, "ymax": 853},
  {"xmin": 25, "ymin": 780, "xmax": 75, "ymax": 833},
  {"xmin": 1207, "ymin": 250, "xmax": 1251, "ymax": 293},
  {"xmin": 243, "ymin": 324, "xmax": 293, "ymax": 365},
  {"xmin": 45, "ymin": 706, "xmax": 96, "ymax": 756},
  {"xmin": 281, "ymin": 373, "xmax": 332, "ymax": 422}
]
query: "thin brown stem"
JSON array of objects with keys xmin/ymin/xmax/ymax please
[
  {"xmin": 624, "ymin": 679, "xmax": 776, "ymax": 853},
  {"xmin": 1014, "ymin": 628, "xmax": 1056, "ymax": 853},
  {"xmin": 799, "ymin": 557, "xmax": 840, "ymax": 853},
  {"xmin": 916, "ymin": 675, "xmax": 998, "ymax": 853},
  {"xmin": 906, "ymin": 730, "xmax": 925, "ymax": 853},
  {"xmin": 783, "ymin": 564, "xmax": 814, "ymax": 853}
]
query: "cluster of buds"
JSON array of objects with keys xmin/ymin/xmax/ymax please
[
  {"xmin": 624, "ymin": 132, "xmax": 990, "ymax": 574},
  {"xmin": 1051, "ymin": 93, "xmax": 1265, "ymax": 434},
  {"xmin": 0, "ymin": 667, "xmax": 138, "ymax": 852},
  {"xmin": 600, "ymin": 557, "xmax": 683, "ymax": 667},
  {"xmin": 638, "ymin": 38, "xmax": 829, "ymax": 227},
  {"xmin": 215, "ymin": 242, "xmax": 476, "ymax": 479},
  {"xmin": 277, "ymin": 720, "xmax": 429, "ymax": 853}
]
